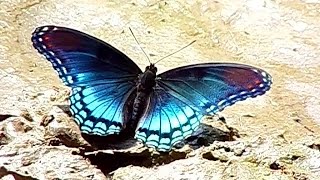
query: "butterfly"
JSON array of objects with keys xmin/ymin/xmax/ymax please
[{"xmin": 31, "ymin": 25, "xmax": 272, "ymax": 152}]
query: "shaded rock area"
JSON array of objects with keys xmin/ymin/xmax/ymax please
[{"xmin": 1, "ymin": 0, "xmax": 320, "ymax": 179}]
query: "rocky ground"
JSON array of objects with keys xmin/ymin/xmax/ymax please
[{"xmin": 1, "ymin": 0, "xmax": 320, "ymax": 179}]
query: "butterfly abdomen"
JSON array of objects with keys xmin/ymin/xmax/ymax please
[
  {"xmin": 131, "ymin": 91, "xmax": 149, "ymax": 122},
  {"xmin": 128, "ymin": 65, "xmax": 157, "ymax": 129}
]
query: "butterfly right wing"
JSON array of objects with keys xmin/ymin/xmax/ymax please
[
  {"xmin": 69, "ymin": 80, "xmax": 136, "ymax": 135},
  {"xmin": 32, "ymin": 26, "xmax": 142, "ymax": 135}
]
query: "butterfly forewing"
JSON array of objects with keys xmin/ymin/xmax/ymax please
[
  {"xmin": 32, "ymin": 26, "xmax": 142, "ymax": 135},
  {"xmin": 158, "ymin": 63, "xmax": 272, "ymax": 115}
]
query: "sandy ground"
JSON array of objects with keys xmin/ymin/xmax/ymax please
[{"xmin": 0, "ymin": 0, "xmax": 320, "ymax": 179}]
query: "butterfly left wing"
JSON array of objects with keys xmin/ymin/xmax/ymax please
[
  {"xmin": 135, "ymin": 63, "xmax": 272, "ymax": 151},
  {"xmin": 32, "ymin": 26, "xmax": 142, "ymax": 135}
]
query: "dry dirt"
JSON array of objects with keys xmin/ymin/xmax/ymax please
[{"xmin": 1, "ymin": 0, "xmax": 320, "ymax": 179}]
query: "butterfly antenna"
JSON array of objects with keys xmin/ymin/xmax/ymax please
[
  {"xmin": 129, "ymin": 27, "xmax": 152, "ymax": 64},
  {"xmin": 154, "ymin": 40, "xmax": 196, "ymax": 65}
]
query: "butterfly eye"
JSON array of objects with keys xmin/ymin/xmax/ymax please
[{"xmin": 150, "ymin": 64, "xmax": 157, "ymax": 72}]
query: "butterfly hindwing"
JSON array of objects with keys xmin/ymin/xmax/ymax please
[
  {"xmin": 136, "ymin": 63, "xmax": 272, "ymax": 151},
  {"xmin": 70, "ymin": 81, "xmax": 135, "ymax": 135},
  {"xmin": 32, "ymin": 26, "xmax": 142, "ymax": 135},
  {"xmin": 135, "ymin": 86, "xmax": 203, "ymax": 151}
]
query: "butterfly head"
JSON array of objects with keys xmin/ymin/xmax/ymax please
[{"xmin": 145, "ymin": 63, "xmax": 157, "ymax": 74}]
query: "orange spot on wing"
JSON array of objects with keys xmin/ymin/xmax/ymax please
[
  {"xmin": 247, "ymin": 84, "xmax": 254, "ymax": 90},
  {"xmin": 254, "ymin": 79, "xmax": 262, "ymax": 85},
  {"xmin": 44, "ymin": 36, "xmax": 50, "ymax": 40},
  {"xmin": 46, "ymin": 43, "xmax": 53, "ymax": 48}
]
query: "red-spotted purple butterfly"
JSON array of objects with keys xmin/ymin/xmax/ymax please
[{"xmin": 31, "ymin": 26, "xmax": 272, "ymax": 151}]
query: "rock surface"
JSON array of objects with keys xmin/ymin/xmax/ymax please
[{"xmin": 1, "ymin": 0, "xmax": 320, "ymax": 179}]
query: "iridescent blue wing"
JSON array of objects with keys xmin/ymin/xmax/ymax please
[
  {"xmin": 135, "ymin": 87, "xmax": 203, "ymax": 151},
  {"xmin": 135, "ymin": 63, "xmax": 272, "ymax": 151},
  {"xmin": 32, "ymin": 26, "xmax": 142, "ymax": 135}
]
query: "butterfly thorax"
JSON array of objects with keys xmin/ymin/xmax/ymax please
[{"xmin": 138, "ymin": 64, "xmax": 157, "ymax": 89}]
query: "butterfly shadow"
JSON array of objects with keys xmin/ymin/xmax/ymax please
[
  {"xmin": 79, "ymin": 122, "xmax": 239, "ymax": 175},
  {"xmin": 57, "ymin": 105, "xmax": 238, "ymax": 174},
  {"xmin": 79, "ymin": 121, "xmax": 238, "ymax": 152},
  {"xmin": 183, "ymin": 122, "xmax": 240, "ymax": 150}
]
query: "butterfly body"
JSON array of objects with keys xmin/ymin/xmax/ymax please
[
  {"xmin": 31, "ymin": 26, "xmax": 272, "ymax": 151},
  {"xmin": 125, "ymin": 64, "xmax": 157, "ymax": 132}
]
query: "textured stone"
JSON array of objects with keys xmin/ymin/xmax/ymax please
[{"xmin": 1, "ymin": 0, "xmax": 320, "ymax": 179}]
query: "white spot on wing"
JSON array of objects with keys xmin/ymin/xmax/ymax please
[
  {"xmin": 66, "ymin": 76, "xmax": 73, "ymax": 83},
  {"xmin": 228, "ymin": 94, "xmax": 238, "ymax": 100},
  {"xmin": 217, "ymin": 100, "xmax": 226, "ymax": 107},
  {"xmin": 48, "ymin": 51, "xmax": 55, "ymax": 56},
  {"xmin": 37, "ymin": 32, "xmax": 44, "ymax": 36},
  {"xmin": 262, "ymin": 78, "xmax": 268, "ymax": 82},
  {"xmin": 42, "ymin": 27, "xmax": 49, "ymax": 31},
  {"xmin": 55, "ymin": 58, "xmax": 62, "ymax": 64},
  {"xmin": 61, "ymin": 67, "xmax": 67, "ymax": 74},
  {"xmin": 252, "ymin": 69, "xmax": 258, "ymax": 73}
]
